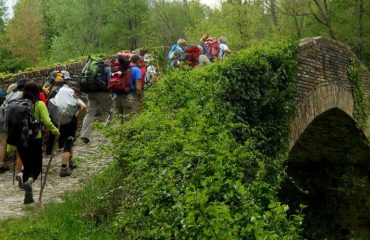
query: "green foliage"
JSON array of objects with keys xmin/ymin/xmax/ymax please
[
  {"xmin": 348, "ymin": 60, "xmax": 368, "ymax": 128},
  {"xmin": 222, "ymin": 40, "xmax": 298, "ymax": 156},
  {"xmin": 100, "ymin": 40, "xmax": 302, "ymax": 239}
]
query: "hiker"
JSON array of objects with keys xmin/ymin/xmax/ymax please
[
  {"xmin": 168, "ymin": 39, "xmax": 187, "ymax": 68},
  {"xmin": 198, "ymin": 45, "xmax": 211, "ymax": 66},
  {"xmin": 0, "ymin": 79, "xmax": 31, "ymax": 174},
  {"xmin": 46, "ymin": 81, "xmax": 86, "ymax": 177},
  {"xmin": 129, "ymin": 55, "xmax": 144, "ymax": 113},
  {"xmin": 199, "ymin": 34, "xmax": 209, "ymax": 54},
  {"xmin": 218, "ymin": 36, "xmax": 232, "ymax": 60},
  {"xmin": 14, "ymin": 81, "xmax": 59, "ymax": 204},
  {"xmin": 80, "ymin": 59, "xmax": 112, "ymax": 144},
  {"xmin": 109, "ymin": 54, "xmax": 136, "ymax": 119},
  {"xmin": 202, "ymin": 36, "xmax": 220, "ymax": 62},
  {"xmin": 144, "ymin": 54, "xmax": 158, "ymax": 86},
  {"xmin": 139, "ymin": 48, "xmax": 147, "ymax": 57},
  {"xmin": 42, "ymin": 70, "xmax": 65, "ymax": 99}
]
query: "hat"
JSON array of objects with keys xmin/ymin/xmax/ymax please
[
  {"xmin": 61, "ymin": 70, "xmax": 72, "ymax": 80},
  {"xmin": 143, "ymin": 54, "xmax": 153, "ymax": 63}
]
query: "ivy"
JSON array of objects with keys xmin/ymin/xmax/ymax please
[
  {"xmin": 348, "ymin": 60, "xmax": 368, "ymax": 128},
  {"xmin": 100, "ymin": 40, "xmax": 303, "ymax": 239}
]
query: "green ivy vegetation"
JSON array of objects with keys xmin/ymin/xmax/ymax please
[
  {"xmin": 0, "ymin": 40, "xmax": 303, "ymax": 239},
  {"xmin": 348, "ymin": 60, "xmax": 369, "ymax": 128},
  {"xmin": 101, "ymin": 40, "xmax": 302, "ymax": 239}
]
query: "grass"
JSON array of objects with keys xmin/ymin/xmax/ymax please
[{"xmin": 0, "ymin": 162, "xmax": 121, "ymax": 240}]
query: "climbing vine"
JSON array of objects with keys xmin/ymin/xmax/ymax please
[{"xmin": 348, "ymin": 59, "xmax": 368, "ymax": 128}]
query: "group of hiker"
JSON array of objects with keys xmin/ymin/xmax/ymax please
[
  {"xmin": 0, "ymin": 34, "xmax": 230, "ymax": 205},
  {"xmin": 168, "ymin": 35, "xmax": 231, "ymax": 68}
]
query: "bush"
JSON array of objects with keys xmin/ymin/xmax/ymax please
[{"xmin": 102, "ymin": 40, "xmax": 303, "ymax": 239}]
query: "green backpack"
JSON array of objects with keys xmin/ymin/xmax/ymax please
[{"xmin": 80, "ymin": 57, "xmax": 108, "ymax": 93}]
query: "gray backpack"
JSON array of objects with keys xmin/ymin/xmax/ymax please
[{"xmin": 0, "ymin": 91, "xmax": 23, "ymax": 132}]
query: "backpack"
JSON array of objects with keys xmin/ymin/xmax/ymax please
[
  {"xmin": 6, "ymin": 99, "xmax": 40, "ymax": 147},
  {"xmin": 43, "ymin": 71, "xmax": 65, "ymax": 98},
  {"xmin": 0, "ymin": 91, "xmax": 23, "ymax": 132},
  {"xmin": 108, "ymin": 69, "xmax": 131, "ymax": 93},
  {"xmin": 184, "ymin": 45, "xmax": 201, "ymax": 68},
  {"xmin": 168, "ymin": 44, "xmax": 184, "ymax": 61},
  {"xmin": 204, "ymin": 38, "xmax": 220, "ymax": 62},
  {"xmin": 48, "ymin": 85, "xmax": 79, "ymax": 125},
  {"xmin": 80, "ymin": 57, "xmax": 108, "ymax": 93}
]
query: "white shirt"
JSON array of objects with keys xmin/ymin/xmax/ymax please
[{"xmin": 219, "ymin": 43, "xmax": 230, "ymax": 60}]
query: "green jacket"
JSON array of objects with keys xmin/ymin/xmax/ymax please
[{"xmin": 34, "ymin": 101, "xmax": 59, "ymax": 138}]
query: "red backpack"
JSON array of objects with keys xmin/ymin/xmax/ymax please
[
  {"xmin": 108, "ymin": 69, "xmax": 131, "ymax": 93},
  {"xmin": 184, "ymin": 45, "xmax": 201, "ymax": 68},
  {"xmin": 204, "ymin": 37, "xmax": 220, "ymax": 61},
  {"xmin": 108, "ymin": 56, "xmax": 132, "ymax": 93}
]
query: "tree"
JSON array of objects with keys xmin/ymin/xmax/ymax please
[
  {"xmin": 308, "ymin": 0, "xmax": 336, "ymax": 39},
  {"xmin": 0, "ymin": 0, "xmax": 6, "ymax": 33},
  {"xmin": 5, "ymin": 0, "xmax": 46, "ymax": 67}
]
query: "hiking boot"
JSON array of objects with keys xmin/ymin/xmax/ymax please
[
  {"xmin": 23, "ymin": 181, "xmax": 34, "ymax": 204},
  {"xmin": 59, "ymin": 166, "xmax": 72, "ymax": 177},
  {"xmin": 80, "ymin": 137, "xmax": 90, "ymax": 144},
  {"xmin": 0, "ymin": 162, "xmax": 10, "ymax": 173},
  {"xmin": 69, "ymin": 158, "xmax": 77, "ymax": 169},
  {"xmin": 16, "ymin": 172, "xmax": 24, "ymax": 189}
]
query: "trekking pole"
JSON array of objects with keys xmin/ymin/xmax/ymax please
[
  {"xmin": 38, "ymin": 109, "xmax": 66, "ymax": 206},
  {"xmin": 12, "ymin": 149, "xmax": 16, "ymax": 186},
  {"xmin": 98, "ymin": 94, "xmax": 115, "ymax": 143}
]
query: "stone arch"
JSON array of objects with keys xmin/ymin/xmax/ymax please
[{"xmin": 289, "ymin": 82, "xmax": 357, "ymax": 150}]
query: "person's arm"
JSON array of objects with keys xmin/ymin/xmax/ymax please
[
  {"xmin": 76, "ymin": 99, "xmax": 86, "ymax": 121},
  {"xmin": 35, "ymin": 101, "xmax": 59, "ymax": 135},
  {"xmin": 134, "ymin": 67, "xmax": 143, "ymax": 98}
]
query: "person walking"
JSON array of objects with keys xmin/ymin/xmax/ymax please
[
  {"xmin": 80, "ymin": 60, "xmax": 112, "ymax": 144},
  {"xmin": 46, "ymin": 81, "xmax": 86, "ymax": 177},
  {"xmin": 16, "ymin": 81, "xmax": 59, "ymax": 204}
]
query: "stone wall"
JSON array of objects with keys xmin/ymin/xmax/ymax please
[{"xmin": 0, "ymin": 61, "xmax": 85, "ymax": 90}]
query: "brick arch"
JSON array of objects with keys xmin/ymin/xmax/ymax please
[
  {"xmin": 289, "ymin": 83, "xmax": 356, "ymax": 150},
  {"xmin": 291, "ymin": 36, "xmax": 370, "ymax": 150}
]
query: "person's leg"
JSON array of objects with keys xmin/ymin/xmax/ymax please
[
  {"xmin": 15, "ymin": 150, "xmax": 24, "ymax": 188},
  {"xmin": 0, "ymin": 135, "xmax": 9, "ymax": 173},
  {"xmin": 80, "ymin": 92, "xmax": 98, "ymax": 141},
  {"xmin": 60, "ymin": 119, "xmax": 77, "ymax": 177},
  {"xmin": 113, "ymin": 95, "xmax": 124, "ymax": 116},
  {"xmin": 17, "ymin": 139, "xmax": 42, "ymax": 204},
  {"xmin": 122, "ymin": 94, "xmax": 135, "ymax": 122},
  {"xmin": 16, "ymin": 150, "xmax": 22, "ymax": 173}
]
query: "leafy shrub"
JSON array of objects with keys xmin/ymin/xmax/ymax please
[{"xmin": 102, "ymin": 40, "xmax": 303, "ymax": 239}]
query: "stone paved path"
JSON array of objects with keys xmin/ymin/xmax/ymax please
[{"xmin": 0, "ymin": 130, "xmax": 113, "ymax": 220}]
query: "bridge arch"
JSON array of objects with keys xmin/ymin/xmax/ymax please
[{"xmin": 289, "ymin": 83, "xmax": 356, "ymax": 150}]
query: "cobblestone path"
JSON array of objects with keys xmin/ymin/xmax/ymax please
[{"xmin": 0, "ymin": 130, "xmax": 113, "ymax": 220}]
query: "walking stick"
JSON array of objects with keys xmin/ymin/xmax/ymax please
[
  {"xmin": 38, "ymin": 109, "xmax": 66, "ymax": 205},
  {"xmin": 12, "ymin": 149, "xmax": 16, "ymax": 186}
]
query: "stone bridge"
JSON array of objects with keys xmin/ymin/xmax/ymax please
[{"xmin": 286, "ymin": 37, "xmax": 370, "ymax": 239}]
